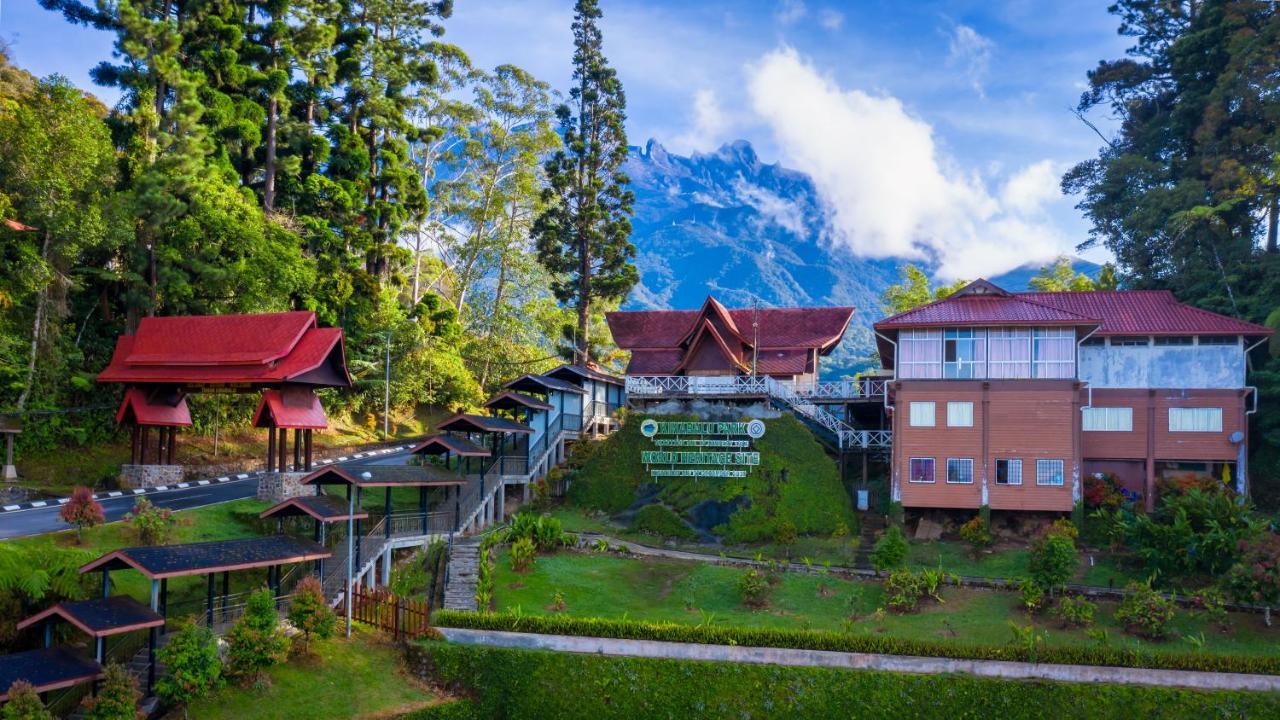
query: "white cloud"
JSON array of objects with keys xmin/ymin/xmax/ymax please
[
  {"xmin": 947, "ymin": 25, "xmax": 994, "ymax": 96},
  {"xmin": 746, "ymin": 47, "xmax": 1065, "ymax": 279},
  {"xmin": 776, "ymin": 0, "xmax": 807, "ymax": 25},
  {"xmin": 734, "ymin": 180, "xmax": 808, "ymax": 236},
  {"xmin": 1000, "ymin": 160, "xmax": 1062, "ymax": 215},
  {"xmin": 818, "ymin": 9, "xmax": 844, "ymax": 30},
  {"xmin": 669, "ymin": 88, "xmax": 732, "ymax": 154}
]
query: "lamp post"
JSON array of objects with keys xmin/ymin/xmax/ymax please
[{"xmin": 383, "ymin": 331, "xmax": 392, "ymax": 440}]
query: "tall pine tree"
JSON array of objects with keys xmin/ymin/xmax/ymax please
[{"xmin": 533, "ymin": 0, "xmax": 636, "ymax": 366}]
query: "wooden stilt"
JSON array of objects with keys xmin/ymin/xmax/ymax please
[
  {"xmin": 278, "ymin": 428, "xmax": 288, "ymax": 473},
  {"xmin": 267, "ymin": 426, "xmax": 276, "ymax": 472},
  {"xmin": 294, "ymin": 429, "xmax": 302, "ymax": 471},
  {"xmin": 140, "ymin": 426, "xmax": 150, "ymax": 465},
  {"xmin": 130, "ymin": 425, "xmax": 140, "ymax": 464},
  {"xmin": 304, "ymin": 429, "xmax": 313, "ymax": 470}
]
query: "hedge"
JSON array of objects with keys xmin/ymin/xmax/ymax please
[
  {"xmin": 431, "ymin": 610, "xmax": 1280, "ymax": 676},
  {"xmin": 410, "ymin": 641, "xmax": 1280, "ymax": 720}
]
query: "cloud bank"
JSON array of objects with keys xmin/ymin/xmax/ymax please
[{"xmin": 746, "ymin": 47, "xmax": 1064, "ymax": 279}]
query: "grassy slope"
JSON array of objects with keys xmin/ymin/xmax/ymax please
[
  {"xmin": 178, "ymin": 628, "xmax": 438, "ymax": 720},
  {"xmin": 491, "ymin": 549, "xmax": 1279, "ymax": 660},
  {"xmin": 566, "ymin": 414, "xmax": 854, "ymax": 542}
]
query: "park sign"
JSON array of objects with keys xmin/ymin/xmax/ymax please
[{"xmin": 639, "ymin": 418, "xmax": 765, "ymax": 478}]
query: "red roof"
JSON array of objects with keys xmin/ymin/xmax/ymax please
[
  {"xmin": 874, "ymin": 280, "xmax": 1272, "ymax": 337},
  {"xmin": 98, "ymin": 312, "xmax": 351, "ymax": 387},
  {"xmin": 608, "ymin": 299, "xmax": 853, "ymax": 352},
  {"xmin": 3, "ymin": 219, "xmax": 36, "ymax": 232},
  {"xmin": 1022, "ymin": 290, "xmax": 1272, "ymax": 336},
  {"xmin": 252, "ymin": 389, "xmax": 329, "ymax": 429},
  {"xmin": 115, "ymin": 388, "xmax": 193, "ymax": 427}
]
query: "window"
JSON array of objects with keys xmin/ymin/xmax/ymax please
[
  {"xmin": 1111, "ymin": 336, "xmax": 1150, "ymax": 347},
  {"xmin": 1169, "ymin": 407, "xmax": 1223, "ymax": 433},
  {"xmin": 946, "ymin": 458, "xmax": 974, "ymax": 484},
  {"xmin": 995, "ymin": 458, "xmax": 1022, "ymax": 485},
  {"xmin": 899, "ymin": 330, "xmax": 942, "ymax": 379},
  {"xmin": 1082, "ymin": 407, "xmax": 1133, "ymax": 432},
  {"xmin": 1036, "ymin": 459, "xmax": 1065, "ymax": 486},
  {"xmin": 1197, "ymin": 335, "xmax": 1238, "ymax": 346},
  {"xmin": 947, "ymin": 401, "xmax": 973, "ymax": 427},
  {"xmin": 909, "ymin": 401, "xmax": 936, "ymax": 427},
  {"xmin": 1032, "ymin": 328, "xmax": 1075, "ymax": 378},
  {"xmin": 1154, "ymin": 336, "xmax": 1193, "ymax": 346},
  {"xmin": 988, "ymin": 327, "xmax": 1031, "ymax": 379},
  {"xmin": 1080, "ymin": 336, "xmax": 1105, "ymax": 347},
  {"xmin": 908, "ymin": 458, "xmax": 935, "ymax": 483},
  {"xmin": 943, "ymin": 328, "xmax": 985, "ymax": 379}
]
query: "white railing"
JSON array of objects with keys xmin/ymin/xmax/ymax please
[{"xmin": 626, "ymin": 375, "xmax": 887, "ymax": 401}]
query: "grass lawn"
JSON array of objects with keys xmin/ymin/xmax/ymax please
[
  {"xmin": 490, "ymin": 548, "xmax": 1279, "ymax": 660},
  {"xmin": 176, "ymin": 627, "xmax": 439, "ymax": 720},
  {"xmin": 12, "ymin": 499, "xmax": 276, "ymax": 616}
]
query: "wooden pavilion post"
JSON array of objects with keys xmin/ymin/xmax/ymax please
[
  {"xmin": 147, "ymin": 579, "xmax": 159, "ymax": 694},
  {"xmin": 140, "ymin": 426, "xmax": 150, "ymax": 464},
  {"xmin": 130, "ymin": 425, "xmax": 140, "ymax": 464},
  {"xmin": 278, "ymin": 428, "xmax": 288, "ymax": 473},
  {"xmin": 384, "ymin": 487, "xmax": 392, "ymax": 539},
  {"xmin": 167, "ymin": 426, "xmax": 177, "ymax": 464},
  {"xmin": 293, "ymin": 429, "xmax": 302, "ymax": 471},
  {"xmin": 419, "ymin": 486, "xmax": 428, "ymax": 535},
  {"xmin": 266, "ymin": 425, "xmax": 276, "ymax": 472},
  {"xmin": 304, "ymin": 429, "xmax": 313, "ymax": 471}
]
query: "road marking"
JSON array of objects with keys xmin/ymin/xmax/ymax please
[
  {"xmin": 133, "ymin": 489, "xmax": 147, "ymax": 494},
  {"xmin": 57, "ymin": 498, "xmax": 69, "ymax": 504},
  {"xmin": 154, "ymin": 486, "xmax": 168, "ymax": 491},
  {"xmin": 3, "ymin": 505, "xmax": 19, "ymax": 511},
  {"xmin": 236, "ymin": 473, "xmax": 250, "ymax": 479},
  {"xmin": 197, "ymin": 480, "xmax": 210, "ymax": 485},
  {"xmin": 217, "ymin": 476, "xmax": 230, "ymax": 482},
  {"xmin": 338, "ymin": 456, "xmax": 349, "ymax": 461},
  {"xmin": 177, "ymin": 483, "xmax": 189, "ymax": 488},
  {"xmin": 108, "ymin": 491, "xmax": 123, "ymax": 497},
  {"xmin": 30, "ymin": 501, "xmax": 47, "ymax": 508},
  {"xmin": 321, "ymin": 459, "xmax": 333, "ymax": 464}
]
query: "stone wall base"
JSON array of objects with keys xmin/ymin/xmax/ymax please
[
  {"xmin": 120, "ymin": 464, "xmax": 185, "ymax": 489},
  {"xmin": 257, "ymin": 471, "xmax": 311, "ymax": 502}
]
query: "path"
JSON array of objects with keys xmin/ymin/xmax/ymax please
[
  {"xmin": 0, "ymin": 444, "xmax": 416, "ymax": 539},
  {"xmin": 443, "ymin": 536, "xmax": 482, "ymax": 611},
  {"xmin": 436, "ymin": 627, "xmax": 1280, "ymax": 693}
]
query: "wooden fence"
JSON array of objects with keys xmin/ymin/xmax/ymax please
[{"xmin": 343, "ymin": 585, "xmax": 432, "ymax": 640}]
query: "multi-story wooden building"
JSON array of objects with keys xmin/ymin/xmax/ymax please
[{"xmin": 873, "ymin": 280, "xmax": 1272, "ymax": 513}]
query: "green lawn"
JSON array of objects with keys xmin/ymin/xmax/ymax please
[
  {"xmin": 177, "ymin": 627, "xmax": 439, "ymax": 720},
  {"xmin": 491, "ymin": 548, "xmax": 1279, "ymax": 660}
]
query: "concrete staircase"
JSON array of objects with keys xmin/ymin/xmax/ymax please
[{"xmin": 443, "ymin": 536, "xmax": 482, "ymax": 611}]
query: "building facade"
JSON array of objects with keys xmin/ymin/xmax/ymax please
[{"xmin": 874, "ymin": 280, "xmax": 1271, "ymax": 513}]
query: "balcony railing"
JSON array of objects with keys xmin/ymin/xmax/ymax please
[{"xmin": 625, "ymin": 375, "xmax": 887, "ymax": 401}]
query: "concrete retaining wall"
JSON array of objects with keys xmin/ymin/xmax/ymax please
[{"xmin": 434, "ymin": 627, "xmax": 1280, "ymax": 692}]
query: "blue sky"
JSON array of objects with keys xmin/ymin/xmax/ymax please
[{"xmin": 1, "ymin": 0, "xmax": 1129, "ymax": 277}]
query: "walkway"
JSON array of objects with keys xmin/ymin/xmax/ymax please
[
  {"xmin": 442, "ymin": 537, "xmax": 482, "ymax": 611},
  {"xmin": 436, "ymin": 627, "xmax": 1280, "ymax": 693}
]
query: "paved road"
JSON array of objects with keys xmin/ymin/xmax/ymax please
[{"xmin": 0, "ymin": 448, "xmax": 416, "ymax": 540}]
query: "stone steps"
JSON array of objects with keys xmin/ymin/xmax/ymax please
[{"xmin": 443, "ymin": 538, "xmax": 482, "ymax": 611}]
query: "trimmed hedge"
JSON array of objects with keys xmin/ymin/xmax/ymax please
[
  {"xmin": 411, "ymin": 641, "xmax": 1280, "ymax": 719},
  {"xmin": 432, "ymin": 610, "xmax": 1280, "ymax": 676}
]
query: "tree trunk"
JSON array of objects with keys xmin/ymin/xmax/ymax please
[
  {"xmin": 577, "ymin": 238, "xmax": 590, "ymax": 367},
  {"xmin": 16, "ymin": 231, "xmax": 52, "ymax": 412},
  {"xmin": 1267, "ymin": 195, "xmax": 1278, "ymax": 254},
  {"xmin": 264, "ymin": 94, "xmax": 278, "ymax": 211}
]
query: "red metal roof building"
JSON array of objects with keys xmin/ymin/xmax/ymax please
[
  {"xmin": 607, "ymin": 296, "xmax": 854, "ymax": 381},
  {"xmin": 98, "ymin": 311, "xmax": 351, "ymax": 473},
  {"xmin": 873, "ymin": 279, "xmax": 1272, "ymax": 515}
]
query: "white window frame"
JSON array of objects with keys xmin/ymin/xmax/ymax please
[
  {"xmin": 1082, "ymin": 407, "xmax": 1133, "ymax": 432},
  {"xmin": 899, "ymin": 329, "xmax": 942, "ymax": 379},
  {"xmin": 908, "ymin": 457, "xmax": 936, "ymax": 484},
  {"xmin": 1035, "ymin": 459, "xmax": 1065, "ymax": 487},
  {"xmin": 1031, "ymin": 327, "xmax": 1075, "ymax": 379},
  {"xmin": 946, "ymin": 458, "xmax": 974, "ymax": 484},
  {"xmin": 987, "ymin": 327, "xmax": 1032, "ymax": 379},
  {"xmin": 943, "ymin": 328, "xmax": 985, "ymax": 379},
  {"xmin": 1168, "ymin": 407, "xmax": 1223, "ymax": 433},
  {"xmin": 909, "ymin": 401, "xmax": 936, "ymax": 427},
  {"xmin": 946, "ymin": 401, "xmax": 974, "ymax": 427},
  {"xmin": 995, "ymin": 458, "xmax": 1022, "ymax": 486}
]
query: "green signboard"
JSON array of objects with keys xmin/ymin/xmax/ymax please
[{"xmin": 638, "ymin": 417, "xmax": 765, "ymax": 479}]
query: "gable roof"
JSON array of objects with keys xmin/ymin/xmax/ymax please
[
  {"xmin": 115, "ymin": 388, "xmax": 193, "ymax": 427},
  {"xmin": 410, "ymin": 434, "xmax": 491, "ymax": 457},
  {"xmin": 17, "ymin": 596, "xmax": 164, "ymax": 638},
  {"xmin": 483, "ymin": 391, "xmax": 554, "ymax": 412},
  {"xmin": 502, "ymin": 373, "xmax": 586, "ymax": 395},
  {"xmin": 1021, "ymin": 290, "xmax": 1273, "ymax": 336},
  {"xmin": 436, "ymin": 413, "xmax": 533, "ymax": 435},
  {"xmin": 259, "ymin": 493, "xmax": 369, "ymax": 522},
  {"xmin": 252, "ymin": 389, "xmax": 329, "ymax": 429},
  {"xmin": 875, "ymin": 280, "xmax": 1098, "ymax": 330},
  {"xmin": 607, "ymin": 298, "xmax": 854, "ymax": 355},
  {"xmin": 80, "ymin": 537, "xmax": 330, "ymax": 580},
  {"xmin": 98, "ymin": 311, "xmax": 352, "ymax": 388},
  {"xmin": 545, "ymin": 363, "xmax": 625, "ymax": 387},
  {"xmin": 674, "ymin": 321, "xmax": 749, "ymax": 373}
]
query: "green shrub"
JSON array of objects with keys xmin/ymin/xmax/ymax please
[
  {"xmin": 1029, "ymin": 524, "xmax": 1077, "ymax": 592},
  {"xmin": 774, "ymin": 520, "xmax": 798, "ymax": 547},
  {"xmin": 870, "ymin": 526, "xmax": 908, "ymax": 574},
  {"xmin": 155, "ymin": 619, "xmax": 222, "ymax": 705},
  {"xmin": 958, "ymin": 516, "xmax": 993, "ymax": 555},
  {"xmin": 1115, "ymin": 582, "xmax": 1177, "ymax": 640},
  {"xmin": 1055, "ymin": 595, "xmax": 1096, "ymax": 628},
  {"xmin": 431, "ymin": 610, "xmax": 1280, "ymax": 675},
  {"xmin": 124, "ymin": 497, "xmax": 178, "ymax": 546},
  {"xmin": 1223, "ymin": 532, "xmax": 1280, "ymax": 606},
  {"xmin": 414, "ymin": 640, "xmax": 1280, "ymax": 719},
  {"xmin": 1018, "ymin": 578, "xmax": 1047, "ymax": 614},
  {"xmin": 82, "ymin": 663, "xmax": 140, "ymax": 720},
  {"xmin": 287, "ymin": 575, "xmax": 337, "ymax": 655},
  {"xmin": 1188, "ymin": 587, "xmax": 1229, "ymax": 632},
  {"xmin": 509, "ymin": 537, "xmax": 537, "ymax": 573},
  {"xmin": 883, "ymin": 568, "xmax": 946, "ymax": 613},
  {"xmin": 225, "ymin": 588, "xmax": 289, "ymax": 683},
  {"xmin": 504, "ymin": 513, "xmax": 565, "ymax": 552},
  {"xmin": 737, "ymin": 569, "xmax": 770, "ymax": 608},
  {"xmin": 630, "ymin": 504, "xmax": 696, "ymax": 540},
  {"xmin": 2, "ymin": 681, "xmax": 53, "ymax": 720}
]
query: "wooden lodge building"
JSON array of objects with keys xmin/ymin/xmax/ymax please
[{"xmin": 607, "ymin": 285, "xmax": 1272, "ymax": 515}]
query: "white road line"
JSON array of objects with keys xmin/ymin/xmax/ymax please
[
  {"xmin": 176, "ymin": 483, "xmax": 189, "ymax": 488},
  {"xmin": 3, "ymin": 505, "xmax": 19, "ymax": 512},
  {"xmin": 30, "ymin": 501, "xmax": 47, "ymax": 508},
  {"xmin": 154, "ymin": 486, "xmax": 168, "ymax": 491},
  {"xmin": 217, "ymin": 476, "xmax": 230, "ymax": 482},
  {"xmin": 197, "ymin": 480, "xmax": 210, "ymax": 485},
  {"xmin": 133, "ymin": 488, "xmax": 147, "ymax": 494},
  {"xmin": 57, "ymin": 498, "xmax": 70, "ymax": 504},
  {"xmin": 108, "ymin": 491, "xmax": 123, "ymax": 497},
  {"xmin": 236, "ymin": 473, "xmax": 250, "ymax": 479}
]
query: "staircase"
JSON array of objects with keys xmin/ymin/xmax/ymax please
[
  {"xmin": 763, "ymin": 377, "xmax": 890, "ymax": 451},
  {"xmin": 442, "ymin": 537, "xmax": 482, "ymax": 611},
  {"xmin": 853, "ymin": 513, "xmax": 887, "ymax": 570}
]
